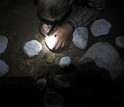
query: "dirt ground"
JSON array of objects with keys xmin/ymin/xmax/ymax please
[{"xmin": 0, "ymin": 0, "xmax": 124, "ymax": 106}]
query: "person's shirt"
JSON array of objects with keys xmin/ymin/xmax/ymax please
[{"xmin": 66, "ymin": 0, "xmax": 105, "ymax": 30}]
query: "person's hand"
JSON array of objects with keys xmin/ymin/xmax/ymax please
[
  {"xmin": 51, "ymin": 23, "xmax": 73, "ymax": 50},
  {"xmin": 41, "ymin": 24, "xmax": 53, "ymax": 36}
]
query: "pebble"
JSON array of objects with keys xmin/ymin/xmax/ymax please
[
  {"xmin": 23, "ymin": 40, "xmax": 42, "ymax": 57},
  {"xmin": 44, "ymin": 92, "xmax": 64, "ymax": 107},
  {"xmin": 0, "ymin": 35, "xmax": 8, "ymax": 54},
  {"xmin": 0, "ymin": 59, "xmax": 9, "ymax": 76},
  {"xmin": 72, "ymin": 27, "xmax": 88, "ymax": 49},
  {"xmin": 59, "ymin": 56, "xmax": 71, "ymax": 68},
  {"xmin": 54, "ymin": 75, "xmax": 71, "ymax": 89},
  {"xmin": 91, "ymin": 19, "xmax": 112, "ymax": 37},
  {"xmin": 115, "ymin": 36, "xmax": 124, "ymax": 48}
]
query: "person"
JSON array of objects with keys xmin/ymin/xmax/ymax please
[{"xmin": 37, "ymin": 0, "xmax": 105, "ymax": 51}]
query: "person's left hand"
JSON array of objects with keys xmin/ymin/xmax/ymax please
[{"xmin": 51, "ymin": 23, "xmax": 73, "ymax": 50}]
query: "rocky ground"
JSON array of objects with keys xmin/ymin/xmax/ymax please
[{"xmin": 0, "ymin": 0, "xmax": 124, "ymax": 107}]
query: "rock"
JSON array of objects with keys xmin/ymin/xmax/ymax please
[
  {"xmin": 44, "ymin": 92, "xmax": 64, "ymax": 107},
  {"xmin": 115, "ymin": 36, "xmax": 124, "ymax": 48},
  {"xmin": 45, "ymin": 35, "xmax": 57, "ymax": 50},
  {"xmin": 91, "ymin": 19, "xmax": 112, "ymax": 37},
  {"xmin": 79, "ymin": 42, "xmax": 124, "ymax": 79},
  {"xmin": 0, "ymin": 35, "xmax": 8, "ymax": 54},
  {"xmin": 36, "ymin": 78, "xmax": 47, "ymax": 86},
  {"xmin": 72, "ymin": 27, "xmax": 88, "ymax": 49},
  {"xmin": 0, "ymin": 59, "xmax": 9, "ymax": 76},
  {"xmin": 35, "ymin": 78, "xmax": 47, "ymax": 90},
  {"xmin": 54, "ymin": 75, "xmax": 71, "ymax": 89},
  {"xmin": 23, "ymin": 40, "xmax": 42, "ymax": 57},
  {"xmin": 59, "ymin": 56, "xmax": 71, "ymax": 68}
]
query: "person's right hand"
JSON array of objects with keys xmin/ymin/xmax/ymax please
[{"xmin": 41, "ymin": 24, "xmax": 53, "ymax": 36}]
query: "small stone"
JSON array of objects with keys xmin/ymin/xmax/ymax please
[
  {"xmin": 36, "ymin": 78, "xmax": 47, "ymax": 86},
  {"xmin": 115, "ymin": 36, "xmax": 124, "ymax": 48},
  {"xmin": 91, "ymin": 19, "xmax": 112, "ymax": 37},
  {"xmin": 0, "ymin": 59, "xmax": 9, "ymax": 76},
  {"xmin": 59, "ymin": 56, "xmax": 71, "ymax": 68},
  {"xmin": 35, "ymin": 78, "xmax": 47, "ymax": 90},
  {"xmin": 54, "ymin": 75, "xmax": 71, "ymax": 89},
  {"xmin": 23, "ymin": 40, "xmax": 42, "ymax": 57},
  {"xmin": 44, "ymin": 92, "xmax": 64, "ymax": 107},
  {"xmin": 72, "ymin": 27, "xmax": 88, "ymax": 49},
  {"xmin": 0, "ymin": 35, "xmax": 8, "ymax": 54}
]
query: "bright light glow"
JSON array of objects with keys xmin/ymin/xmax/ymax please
[{"xmin": 45, "ymin": 35, "xmax": 57, "ymax": 50}]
